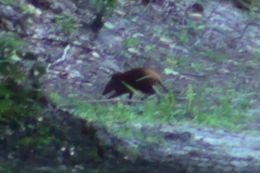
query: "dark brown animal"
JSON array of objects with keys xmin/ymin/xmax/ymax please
[{"xmin": 102, "ymin": 68, "xmax": 168, "ymax": 99}]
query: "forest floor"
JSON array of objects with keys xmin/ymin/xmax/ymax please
[
  {"xmin": 1, "ymin": 0, "xmax": 260, "ymax": 172},
  {"xmin": 39, "ymin": 0, "xmax": 260, "ymax": 131}
]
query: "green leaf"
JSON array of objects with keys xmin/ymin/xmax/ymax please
[
  {"xmin": 127, "ymin": 48, "xmax": 140, "ymax": 54},
  {"xmin": 106, "ymin": 0, "xmax": 118, "ymax": 9},
  {"xmin": 179, "ymin": 30, "xmax": 189, "ymax": 44},
  {"xmin": 104, "ymin": 22, "xmax": 115, "ymax": 29},
  {"xmin": 186, "ymin": 84, "xmax": 195, "ymax": 112},
  {"xmin": 9, "ymin": 52, "xmax": 22, "ymax": 63},
  {"xmin": 125, "ymin": 37, "xmax": 139, "ymax": 48},
  {"xmin": 164, "ymin": 68, "xmax": 179, "ymax": 75},
  {"xmin": 0, "ymin": 99, "xmax": 13, "ymax": 113},
  {"xmin": 49, "ymin": 92, "xmax": 62, "ymax": 103},
  {"xmin": 144, "ymin": 44, "xmax": 156, "ymax": 52}
]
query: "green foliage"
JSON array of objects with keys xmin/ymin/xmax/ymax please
[
  {"xmin": 186, "ymin": 84, "xmax": 195, "ymax": 113},
  {"xmin": 0, "ymin": 31, "xmax": 60, "ymax": 165},
  {"xmin": 20, "ymin": 3, "xmax": 40, "ymax": 15},
  {"xmin": 144, "ymin": 44, "xmax": 156, "ymax": 53},
  {"xmin": 0, "ymin": 0, "xmax": 40, "ymax": 15},
  {"xmin": 105, "ymin": 0, "xmax": 117, "ymax": 9},
  {"xmin": 253, "ymin": 50, "xmax": 260, "ymax": 61},
  {"xmin": 85, "ymin": 170, "xmax": 100, "ymax": 173},
  {"xmin": 55, "ymin": 14, "xmax": 77, "ymax": 34},
  {"xmin": 202, "ymin": 49, "xmax": 229, "ymax": 62},
  {"xmin": 1, "ymin": 34, "xmax": 25, "ymax": 112},
  {"xmin": 17, "ymin": 126, "xmax": 55, "ymax": 147},
  {"xmin": 193, "ymin": 87, "xmax": 252, "ymax": 130},
  {"xmin": 50, "ymin": 92, "xmax": 62, "ymax": 104},
  {"xmin": 178, "ymin": 30, "xmax": 189, "ymax": 44},
  {"xmin": 164, "ymin": 68, "xmax": 179, "ymax": 75},
  {"xmin": 0, "ymin": 163, "xmax": 16, "ymax": 173},
  {"xmin": 124, "ymin": 37, "xmax": 139, "ymax": 48},
  {"xmin": 67, "ymin": 92, "xmax": 178, "ymax": 127},
  {"xmin": 190, "ymin": 62, "xmax": 206, "ymax": 72},
  {"xmin": 248, "ymin": 5, "xmax": 260, "ymax": 21},
  {"xmin": 90, "ymin": 0, "xmax": 118, "ymax": 13},
  {"xmin": 104, "ymin": 22, "xmax": 115, "ymax": 29},
  {"xmin": 0, "ymin": 0, "xmax": 17, "ymax": 5},
  {"xmin": 165, "ymin": 56, "xmax": 192, "ymax": 71},
  {"xmin": 0, "ymin": 32, "xmax": 24, "ymax": 56},
  {"xmin": 62, "ymin": 83, "xmax": 253, "ymax": 133},
  {"xmin": 0, "ymin": 32, "xmax": 26, "ymax": 101}
]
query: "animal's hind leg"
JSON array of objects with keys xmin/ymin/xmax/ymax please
[{"xmin": 126, "ymin": 92, "xmax": 134, "ymax": 105}]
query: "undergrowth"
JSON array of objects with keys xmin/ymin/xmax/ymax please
[{"xmin": 51, "ymin": 85, "xmax": 253, "ymax": 132}]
